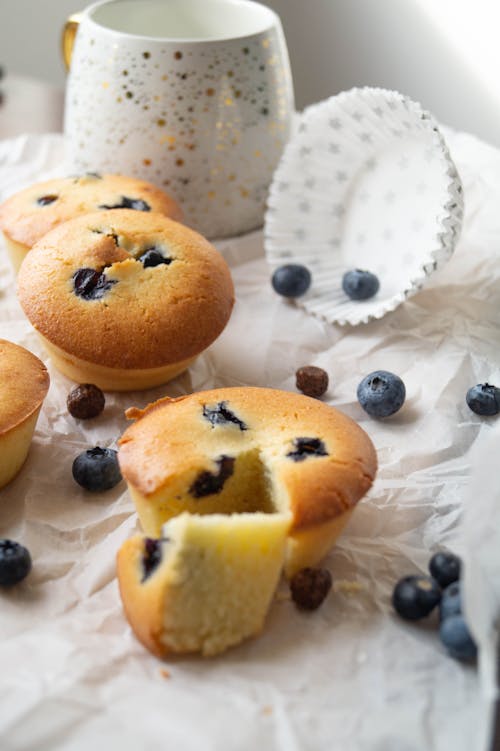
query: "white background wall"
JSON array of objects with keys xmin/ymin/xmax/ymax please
[{"xmin": 2, "ymin": 0, "xmax": 500, "ymax": 147}]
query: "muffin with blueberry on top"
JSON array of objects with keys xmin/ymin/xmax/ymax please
[
  {"xmin": 17, "ymin": 209, "xmax": 234, "ymax": 391},
  {"xmin": 0, "ymin": 173, "xmax": 183, "ymax": 272}
]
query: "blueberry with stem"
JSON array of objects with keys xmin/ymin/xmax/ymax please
[
  {"xmin": 72, "ymin": 447, "xmax": 122, "ymax": 492},
  {"xmin": 357, "ymin": 370, "xmax": 406, "ymax": 418},
  {"xmin": 466, "ymin": 383, "xmax": 500, "ymax": 416}
]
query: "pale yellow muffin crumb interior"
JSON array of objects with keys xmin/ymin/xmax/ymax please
[{"xmin": 118, "ymin": 512, "xmax": 290, "ymax": 657}]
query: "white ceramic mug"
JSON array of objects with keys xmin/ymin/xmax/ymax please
[{"xmin": 63, "ymin": 0, "xmax": 294, "ymax": 238}]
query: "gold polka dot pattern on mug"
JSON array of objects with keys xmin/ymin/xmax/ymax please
[{"xmin": 65, "ymin": 26, "xmax": 294, "ymax": 237}]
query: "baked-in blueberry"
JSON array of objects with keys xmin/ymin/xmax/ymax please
[
  {"xmin": 392, "ymin": 575, "xmax": 441, "ymax": 620},
  {"xmin": 466, "ymin": 383, "xmax": 500, "ymax": 416},
  {"xmin": 342, "ymin": 269, "xmax": 380, "ymax": 300},
  {"xmin": 202, "ymin": 402, "xmax": 247, "ymax": 431},
  {"xmin": 357, "ymin": 370, "xmax": 406, "ymax": 418},
  {"xmin": 439, "ymin": 581, "xmax": 462, "ymax": 622},
  {"xmin": 98, "ymin": 196, "xmax": 151, "ymax": 211},
  {"xmin": 0, "ymin": 539, "xmax": 32, "ymax": 587},
  {"xmin": 73, "ymin": 268, "xmax": 117, "ymax": 300},
  {"xmin": 271, "ymin": 264, "xmax": 311, "ymax": 298},
  {"xmin": 138, "ymin": 248, "xmax": 172, "ymax": 267},
  {"xmin": 37, "ymin": 194, "xmax": 58, "ymax": 206},
  {"xmin": 72, "ymin": 446, "xmax": 122, "ymax": 492},
  {"xmin": 287, "ymin": 437, "xmax": 328, "ymax": 462},
  {"xmin": 439, "ymin": 615, "xmax": 477, "ymax": 661},
  {"xmin": 429, "ymin": 551, "xmax": 461, "ymax": 588},
  {"xmin": 141, "ymin": 537, "xmax": 168, "ymax": 582},
  {"xmin": 189, "ymin": 455, "xmax": 235, "ymax": 497}
]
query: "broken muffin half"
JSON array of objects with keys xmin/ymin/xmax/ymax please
[{"xmin": 117, "ymin": 387, "xmax": 377, "ymax": 656}]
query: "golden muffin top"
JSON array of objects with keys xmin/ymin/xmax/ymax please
[
  {"xmin": 17, "ymin": 210, "xmax": 234, "ymax": 370},
  {"xmin": 119, "ymin": 386, "xmax": 377, "ymax": 530},
  {"xmin": 0, "ymin": 173, "xmax": 183, "ymax": 248},
  {"xmin": 0, "ymin": 339, "xmax": 50, "ymax": 435}
]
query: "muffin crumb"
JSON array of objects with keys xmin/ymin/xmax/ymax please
[{"xmin": 333, "ymin": 579, "xmax": 365, "ymax": 595}]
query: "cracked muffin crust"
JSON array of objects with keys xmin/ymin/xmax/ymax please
[{"xmin": 119, "ymin": 386, "xmax": 377, "ymax": 572}]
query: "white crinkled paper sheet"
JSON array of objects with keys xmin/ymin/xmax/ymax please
[{"xmin": 0, "ymin": 130, "xmax": 499, "ymax": 751}]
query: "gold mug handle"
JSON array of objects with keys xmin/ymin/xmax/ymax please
[{"xmin": 61, "ymin": 13, "xmax": 83, "ymax": 72}]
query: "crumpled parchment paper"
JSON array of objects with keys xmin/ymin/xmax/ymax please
[{"xmin": 0, "ymin": 128, "xmax": 498, "ymax": 751}]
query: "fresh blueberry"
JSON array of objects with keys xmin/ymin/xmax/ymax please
[
  {"xmin": 0, "ymin": 539, "xmax": 32, "ymax": 587},
  {"xmin": 342, "ymin": 269, "xmax": 380, "ymax": 300},
  {"xmin": 357, "ymin": 370, "xmax": 406, "ymax": 418},
  {"xmin": 439, "ymin": 581, "xmax": 462, "ymax": 622},
  {"xmin": 466, "ymin": 383, "xmax": 500, "ymax": 416},
  {"xmin": 429, "ymin": 551, "xmax": 461, "ymax": 588},
  {"xmin": 72, "ymin": 447, "xmax": 122, "ymax": 492},
  {"xmin": 392, "ymin": 575, "xmax": 441, "ymax": 620},
  {"xmin": 271, "ymin": 264, "xmax": 312, "ymax": 298},
  {"xmin": 439, "ymin": 614, "xmax": 477, "ymax": 661}
]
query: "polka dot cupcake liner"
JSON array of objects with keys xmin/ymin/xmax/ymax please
[{"xmin": 264, "ymin": 87, "xmax": 464, "ymax": 326}]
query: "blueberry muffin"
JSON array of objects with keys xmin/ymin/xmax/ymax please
[
  {"xmin": 0, "ymin": 173, "xmax": 183, "ymax": 272},
  {"xmin": 17, "ymin": 210, "xmax": 234, "ymax": 391},
  {"xmin": 117, "ymin": 512, "xmax": 289, "ymax": 657},
  {"xmin": 0, "ymin": 339, "xmax": 50, "ymax": 489},
  {"xmin": 116, "ymin": 387, "xmax": 377, "ymax": 656}
]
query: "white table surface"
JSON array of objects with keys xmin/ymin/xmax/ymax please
[{"xmin": 0, "ymin": 130, "xmax": 498, "ymax": 751}]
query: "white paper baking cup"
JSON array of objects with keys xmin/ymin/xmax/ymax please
[{"xmin": 264, "ymin": 87, "xmax": 464, "ymax": 325}]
